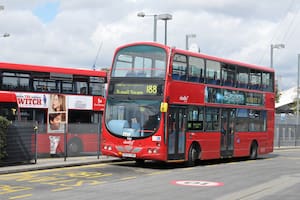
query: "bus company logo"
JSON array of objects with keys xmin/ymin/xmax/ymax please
[
  {"xmin": 179, "ymin": 95, "xmax": 189, "ymax": 102},
  {"xmin": 93, "ymin": 96, "xmax": 105, "ymax": 106},
  {"xmin": 97, "ymin": 97, "xmax": 103, "ymax": 104},
  {"xmin": 123, "ymin": 140, "xmax": 134, "ymax": 145}
]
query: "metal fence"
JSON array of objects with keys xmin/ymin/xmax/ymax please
[
  {"xmin": 275, "ymin": 114, "xmax": 300, "ymax": 147},
  {"xmin": 1, "ymin": 115, "xmax": 299, "ymax": 166},
  {"xmin": 0, "ymin": 120, "xmax": 102, "ymax": 166},
  {"xmin": 0, "ymin": 121, "xmax": 37, "ymax": 166}
]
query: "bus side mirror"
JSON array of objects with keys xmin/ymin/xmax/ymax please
[{"xmin": 160, "ymin": 102, "xmax": 168, "ymax": 113}]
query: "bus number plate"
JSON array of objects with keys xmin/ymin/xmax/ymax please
[{"xmin": 122, "ymin": 153, "xmax": 136, "ymax": 158}]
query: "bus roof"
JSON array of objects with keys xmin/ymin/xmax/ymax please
[
  {"xmin": 173, "ymin": 48, "xmax": 274, "ymax": 73},
  {"xmin": 0, "ymin": 91, "xmax": 17, "ymax": 103},
  {"xmin": 114, "ymin": 41, "xmax": 274, "ymax": 73},
  {"xmin": 0, "ymin": 62, "xmax": 107, "ymax": 77}
]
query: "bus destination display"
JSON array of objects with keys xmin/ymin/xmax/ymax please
[{"xmin": 113, "ymin": 83, "xmax": 161, "ymax": 96}]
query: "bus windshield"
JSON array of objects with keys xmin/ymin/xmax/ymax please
[
  {"xmin": 105, "ymin": 98, "xmax": 161, "ymax": 138},
  {"xmin": 111, "ymin": 45, "xmax": 167, "ymax": 78}
]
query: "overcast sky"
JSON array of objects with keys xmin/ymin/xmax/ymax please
[{"xmin": 1, "ymin": 0, "xmax": 300, "ymax": 90}]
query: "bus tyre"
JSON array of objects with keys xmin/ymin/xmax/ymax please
[
  {"xmin": 249, "ymin": 142, "xmax": 258, "ymax": 160},
  {"xmin": 67, "ymin": 139, "xmax": 83, "ymax": 156},
  {"xmin": 186, "ymin": 144, "xmax": 199, "ymax": 167}
]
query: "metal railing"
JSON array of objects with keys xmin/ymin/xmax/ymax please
[
  {"xmin": 1, "ymin": 120, "xmax": 102, "ymax": 166},
  {"xmin": 275, "ymin": 114, "xmax": 300, "ymax": 147},
  {"xmin": 1, "ymin": 115, "xmax": 299, "ymax": 166}
]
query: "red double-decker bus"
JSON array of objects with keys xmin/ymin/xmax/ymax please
[
  {"xmin": 0, "ymin": 62, "xmax": 107, "ymax": 156},
  {"xmin": 101, "ymin": 42, "xmax": 275, "ymax": 166}
]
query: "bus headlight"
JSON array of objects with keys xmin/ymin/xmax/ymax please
[
  {"xmin": 147, "ymin": 148, "xmax": 158, "ymax": 154},
  {"xmin": 104, "ymin": 145, "xmax": 112, "ymax": 151}
]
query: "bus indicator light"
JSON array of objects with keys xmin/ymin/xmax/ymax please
[{"xmin": 160, "ymin": 102, "xmax": 168, "ymax": 112}]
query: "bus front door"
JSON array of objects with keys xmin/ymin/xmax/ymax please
[
  {"xmin": 221, "ymin": 108, "xmax": 235, "ymax": 158},
  {"xmin": 167, "ymin": 107, "xmax": 186, "ymax": 160}
]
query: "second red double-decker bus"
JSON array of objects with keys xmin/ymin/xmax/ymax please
[
  {"xmin": 101, "ymin": 42, "xmax": 275, "ymax": 166},
  {"xmin": 0, "ymin": 62, "xmax": 107, "ymax": 157}
]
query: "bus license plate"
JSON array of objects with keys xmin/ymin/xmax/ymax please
[{"xmin": 122, "ymin": 153, "xmax": 136, "ymax": 158}]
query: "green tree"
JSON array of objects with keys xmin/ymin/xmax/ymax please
[{"xmin": 0, "ymin": 116, "xmax": 10, "ymax": 160}]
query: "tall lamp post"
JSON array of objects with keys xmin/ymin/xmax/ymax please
[
  {"xmin": 0, "ymin": 6, "xmax": 10, "ymax": 38},
  {"xmin": 137, "ymin": 12, "xmax": 158, "ymax": 42},
  {"xmin": 297, "ymin": 54, "xmax": 300, "ymax": 138},
  {"xmin": 270, "ymin": 44, "xmax": 285, "ymax": 68},
  {"xmin": 186, "ymin": 34, "xmax": 196, "ymax": 50},
  {"xmin": 158, "ymin": 14, "xmax": 172, "ymax": 45},
  {"xmin": 138, "ymin": 12, "xmax": 172, "ymax": 44}
]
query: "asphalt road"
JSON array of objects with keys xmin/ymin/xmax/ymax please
[{"xmin": 1, "ymin": 149, "xmax": 300, "ymax": 200}]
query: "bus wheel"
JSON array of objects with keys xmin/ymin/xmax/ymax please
[
  {"xmin": 67, "ymin": 139, "xmax": 83, "ymax": 156},
  {"xmin": 249, "ymin": 142, "xmax": 258, "ymax": 160},
  {"xmin": 186, "ymin": 144, "xmax": 200, "ymax": 167}
]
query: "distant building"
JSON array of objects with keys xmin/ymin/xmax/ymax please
[{"xmin": 275, "ymin": 86, "xmax": 298, "ymax": 113}]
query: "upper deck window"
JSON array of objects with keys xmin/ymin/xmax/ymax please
[
  {"xmin": 2, "ymin": 72, "xmax": 30, "ymax": 91},
  {"xmin": 237, "ymin": 67, "xmax": 249, "ymax": 89},
  {"xmin": 112, "ymin": 45, "xmax": 167, "ymax": 78},
  {"xmin": 206, "ymin": 60, "xmax": 221, "ymax": 85},
  {"xmin": 262, "ymin": 72, "xmax": 274, "ymax": 92},
  {"xmin": 188, "ymin": 56, "xmax": 205, "ymax": 83},
  {"xmin": 172, "ymin": 54, "xmax": 187, "ymax": 80},
  {"xmin": 221, "ymin": 63, "xmax": 235, "ymax": 87},
  {"xmin": 249, "ymin": 70, "xmax": 262, "ymax": 90}
]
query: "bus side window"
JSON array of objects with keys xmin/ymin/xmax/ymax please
[
  {"xmin": 206, "ymin": 60, "xmax": 220, "ymax": 85},
  {"xmin": 188, "ymin": 56, "xmax": 204, "ymax": 83},
  {"xmin": 80, "ymin": 87, "xmax": 87, "ymax": 94},
  {"xmin": 250, "ymin": 70, "xmax": 262, "ymax": 90},
  {"xmin": 262, "ymin": 72, "xmax": 274, "ymax": 92},
  {"xmin": 172, "ymin": 54, "xmax": 187, "ymax": 81},
  {"xmin": 221, "ymin": 63, "xmax": 235, "ymax": 87},
  {"xmin": 236, "ymin": 66, "xmax": 249, "ymax": 89}
]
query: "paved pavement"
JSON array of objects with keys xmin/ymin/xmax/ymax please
[
  {"xmin": 0, "ymin": 146, "xmax": 298, "ymax": 175},
  {"xmin": 0, "ymin": 155, "xmax": 119, "ymax": 175}
]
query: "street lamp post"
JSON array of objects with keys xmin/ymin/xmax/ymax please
[
  {"xmin": 0, "ymin": 6, "xmax": 10, "ymax": 38},
  {"xmin": 186, "ymin": 34, "xmax": 196, "ymax": 50},
  {"xmin": 270, "ymin": 44, "xmax": 285, "ymax": 68},
  {"xmin": 137, "ymin": 12, "xmax": 158, "ymax": 42},
  {"xmin": 138, "ymin": 12, "xmax": 172, "ymax": 44},
  {"xmin": 297, "ymin": 54, "xmax": 300, "ymax": 139},
  {"xmin": 158, "ymin": 14, "xmax": 172, "ymax": 45}
]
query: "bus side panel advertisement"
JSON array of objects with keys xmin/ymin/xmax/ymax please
[
  {"xmin": 68, "ymin": 96, "xmax": 93, "ymax": 110},
  {"xmin": 48, "ymin": 94, "xmax": 67, "ymax": 133},
  {"xmin": 16, "ymin": 92, "xmax": 49, "ymax": 108}
]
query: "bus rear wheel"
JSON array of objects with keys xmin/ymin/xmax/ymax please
[
  {"xmin": 249, "ymin": 142, "xmax": 258, "ymax": 160},
  {"xmin": 67, "ymin": 139, "xmax": 83, "ymax": 156}
]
